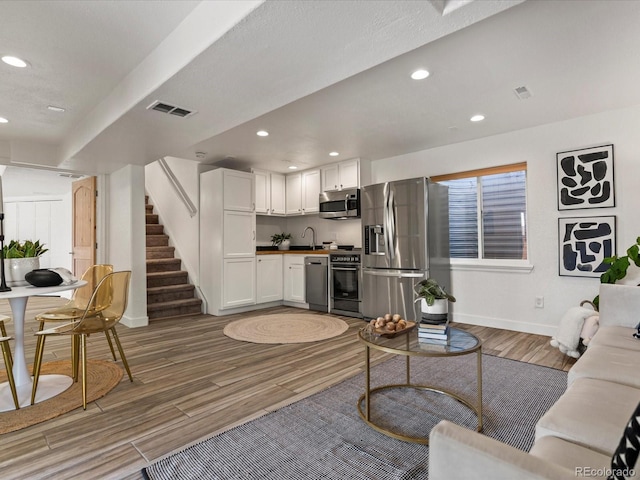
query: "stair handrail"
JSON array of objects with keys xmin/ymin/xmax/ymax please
[{"xmin": 158, "ymin": 157, "xmax": 197, "ymax": 217}]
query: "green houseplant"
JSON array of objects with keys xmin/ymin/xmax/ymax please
[
  {"xmin": 271, "ymin": 233, "xmax": 292, "ymax": 250},
  {"xmin": 3, "ymin": 240, "xmax": 48, "ymax": 287},
  {"xmin": 593, "ymin": 236, "xmax": 640, "ymax": 309},
  {"xmin": 414, "ymin": 277, "xmax": 456, "ymax": 306},
  {"xmin": 3, "ymin": 240, "xmax": 48, "ymax": 258}
]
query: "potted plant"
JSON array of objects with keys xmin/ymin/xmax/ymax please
[
  {"xmin": 3, "ymin": 240, "xmax": 48, "ymax": 287},
  {"xmin": 414, "ymin": 277, "xmax": 456, "ymax": 321},
  {"xmin": 592, "ymin": 236, "xmax": 640, "ymax": 309},
  {"xmin": 271, "ymin": 233, "xmax": 292, "ymax": 251}
]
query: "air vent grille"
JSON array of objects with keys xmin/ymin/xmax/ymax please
[
  {"xmin": 514, "ymin": 86, "xmax": 532, "ymax": 100},
  {"xmin": 147, "ymin": 100, "xmax": 196, "ymax": 118}
]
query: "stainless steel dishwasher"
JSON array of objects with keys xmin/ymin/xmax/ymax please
[{"xmin": 304, "ymin": 257, "xmax": 328, "ymax": 312}]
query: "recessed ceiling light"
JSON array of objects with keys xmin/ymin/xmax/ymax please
[
  {"xmin": 2, "ymin": 55, "xmax": 28, "ymax": 68},
  {"xmin": 256, "ymin": 130, "xmax": 269, "ymax": 137},
  {"xmin": 329, "ymin": 152, "xmax": 339, "ymax": 157},
  {"xmin": 411, "ymin": 69, "xmax": 430, "ymax": 80},
  {"xmin": 288, "ymin": 165, "xmax": 298, "ymax": 170},
  {"xmin": 0, "ymin": 117, "xmax": 8, "ymax": 124},
  {"xmin": 47, "ymin": 105, "xmax": 66, "ymax": 113},
  {"xmin": 470, "ymin": 114, "xmax": 485, "ymax": 122}
]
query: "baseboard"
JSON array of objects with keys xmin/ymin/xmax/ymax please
[
  {"xmin": 453, "ymin": 313, "xmax": 556, "ymax": 337},
  {"xmin": 121, "ymin": 314, "xmax": 149, "ymax": 328}
]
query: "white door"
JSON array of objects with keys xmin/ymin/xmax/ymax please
[
  {"xmin": 284, "ymin": 255, "xmax": 305, "ymax": 303},
  {"xmin": 285, "ymin": 173, "xmax": 302, "ymax": 214},
  {"xmin": 270, "ymin": 173, "xmax": 286, "ymax": 215},
  {"xmin": 223, "ymin": 211, "xmax": 255, "ymax": 257},
  {"xmin": 223, "ymin": 257, "xmax": 256, "ymax": 308},
  {"xmin": 321, "ymin": 164, "xmax": 339, "ymax": 192},
  {"xmin": 253, "ymin": 170, "xmax": 269, "ymax": 214},
  {"xmin": 256, "ymin": 255, "xmax": 283, "ymax": 303},
  {"xmin": 223, "ymin": 170, "xmax": 254, "ymax": 212},
  {"xmin": 302, "ymin": 169, "xmax": 321, "ymax": 213},
  {"xmin": 338, "ymin": 159, "xmax": 359, "ymax": 189}
]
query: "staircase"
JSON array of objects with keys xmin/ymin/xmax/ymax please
[{"xmin": 146, "ymin": 196, "xmax": 202, "ymax": 320}]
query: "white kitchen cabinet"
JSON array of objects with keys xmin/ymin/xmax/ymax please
[
  {"xmin": 222, "ymin": 258, "xmax": 256, "ymax": 308},
  {"xmin": 223, "ymin": 210, "xmax": 255, "ymax": 257},
  {"xmin": 253, "ymin": 169, "xmax": 270, "ymax": 214},
  {"xmin": 270, "ymin": 173, "xmax": 286, "ymax": 215},
  {"xmin": 302, "ymin": 169, "xmax": 320, "ymax": 213},
  {"xmin": 286, "ymin": 173, "xmax": 302, "ymax": 214},
  {"xmin": 286, "ymin": 169, "xmax": 320, "ymax": 215},
  {"xmin": 321, "ymin": 159, "xmax": 359, "ymax": 191},
  {"xmin": 223, "ymin": 169, "xmax": 255, "ymax": 212},
  {"xmin": 200, "ymin": 168, "xmax": 256, "ymax": 315},
  {"xmin": 256, "ymin": 255, "xmax": 283, "ymax": 303},
  {"xmin": 283, "ymin": 255, "xmax": 305, "ymax": 303},
  {"xmin": 253, "ymin": 170, "xmax": 286, "ymax": 215}
]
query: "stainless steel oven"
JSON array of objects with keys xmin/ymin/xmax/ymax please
[{"xmin": 329, "ymin": 250, "xmax": 362, "ymax": 318}]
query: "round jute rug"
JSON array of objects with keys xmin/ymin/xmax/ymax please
[
  {"xmin": 223, "ymin": 314, "xmax": 349, "ymax": 344},
  {"xmin": 0, "ymin": 359, "xmax": 123, "ymax": 434}
]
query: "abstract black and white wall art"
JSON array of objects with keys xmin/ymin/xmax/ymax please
[
  {"xmin": 558, "ymin": 216, "xmax": 616, "ymax": 277},
  {"xmin": 557, "ymin": 144, "xmax": 615, "ymax": 210}
]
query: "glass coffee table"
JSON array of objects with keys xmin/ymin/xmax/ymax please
[{"xmin": 357, "ymin": 326, "xmax": 483, "ymax": 444}]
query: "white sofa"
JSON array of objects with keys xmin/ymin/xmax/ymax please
[{"xmin": 429, "ymin": 284, "xmax": 640, "ymax": 480}]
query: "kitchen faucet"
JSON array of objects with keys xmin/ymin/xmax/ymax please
[{"xmin": 302, "ymin": 226, "xmax": 316, "ymax": 250}]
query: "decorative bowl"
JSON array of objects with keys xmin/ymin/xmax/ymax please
[{"xmin": 25, "ymin": 269, "xmax": 63, "ymax": 287}]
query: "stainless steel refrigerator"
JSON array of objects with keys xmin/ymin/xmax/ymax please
[{"xmin": 361, "ymin": 177, "xmax": 450, "ymax": 321}]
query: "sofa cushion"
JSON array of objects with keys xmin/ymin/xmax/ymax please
[
  {"xmin": 609, "ymin": 401, "xmax": 640, "ymax": 479},
  {"xmin": 568, "ymin": 344, "xmax": 640, "ymax": 389},
  {"xmin": 529, "ymin": 436, "xmax": 610, "ymax": 479},
  {"xmin": 536, "ymin": 378, "xmax": 640, "ymax": 456},
  {"xmin": 590, "ymin": 326, "xmax": 640, "ymax": 352}
]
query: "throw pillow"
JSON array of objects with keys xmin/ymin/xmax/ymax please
[{"xmin": 608, "ymin": 401, "xmax": 640, "ymax": 480}]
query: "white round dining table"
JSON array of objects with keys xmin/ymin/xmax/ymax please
[{"xmin": 0, "ymin": 280, "xmax": 87, "ymax": 411}]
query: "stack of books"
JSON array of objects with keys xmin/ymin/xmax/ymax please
[{"xmin": 417, "ymin": 318, "xmax": 450, "ymax": 345}]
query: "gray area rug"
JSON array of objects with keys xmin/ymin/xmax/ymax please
[{"xmin": 143, "ymin": 354, "xmax": 567, "ymax": 479}]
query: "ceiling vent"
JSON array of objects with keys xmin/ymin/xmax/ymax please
[
  {"xmin": 146, "ymin": 100, "xmax": 196, "ymax": 118},
  {"xmin": 58, "ymin": 173, "xmax": 83, "ymax": 179},
  {"xmin": 514, "ymin": 86, "xmax": 532, "ymax": 100}
]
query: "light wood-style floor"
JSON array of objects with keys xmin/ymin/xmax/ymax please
[{"xmin": 0, "ymin": 297, "xmax": 575, "ymax": 479}]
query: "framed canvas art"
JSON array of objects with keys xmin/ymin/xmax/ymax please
[
  {"xmin": 558, "ymin": 215, "xmax": 615, "ymax": 277},
  {"xmin": 557, "ymin": 144, "xmax": 615, "ymax": 210}
]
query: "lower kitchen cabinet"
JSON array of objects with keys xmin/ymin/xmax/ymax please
[
  {"xmin": 223, "ymin": 257, "xmax": 256, "ymax": 308},
  {"xmin": 283, "ymin": 255, "xmax": 305, "ymax": 303},
  {"xmin": 256, "ymin": 255, "xmax": 283, "ymax": 303}
]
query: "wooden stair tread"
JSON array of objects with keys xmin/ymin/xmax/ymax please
[
  {"xmin": 146, "ymin": 258, "xmax": 181, "ymax": 265},
  {"xmin": 147, "ymin": 284, "xmax": 194, "ymax": 293},
  {"xmin": 147, "ymin": 298, "xmax": 202, "ymax": 311},
  {"xmin": 147, "ymin": 271, "xmax": 188, "ymax": 278}
]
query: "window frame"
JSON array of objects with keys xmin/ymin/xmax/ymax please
[{"xmin": 432, "ymin": 163, "xmax": 533, "ymax": 273}]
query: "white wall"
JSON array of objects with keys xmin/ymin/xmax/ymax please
[
  {"xmin": 108, "ymin": 165, "xmax": 148, "ymax": 327},
  {"xmin": 372, "ymin": 105, "xmax": 640, "ymax": 335},
  {"xmin": 144, "ymin": 157, "xmax": 200, "ymax": 284}
]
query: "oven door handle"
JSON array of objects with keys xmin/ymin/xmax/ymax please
[{"xmin": 331, "ymin": 267, "xmax": 359, "ymax": 271}]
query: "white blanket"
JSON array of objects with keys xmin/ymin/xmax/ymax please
[{"xmin": 550, "ymin": 306, "xmax": 596, "ymax": 358}]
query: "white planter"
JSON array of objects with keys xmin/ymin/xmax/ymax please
[
  {"xmin": 4, "ymin": 257, "xmax": 40, "ymax": 287},
  {"xmin": 278, "ymin": 239, "xmax": 291, "ymax": 251},
  {"xmin": 421, "ymin": 298, "xmax": 449, "ymax": 315}
]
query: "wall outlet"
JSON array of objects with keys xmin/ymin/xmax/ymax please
[
  {"xmin": 330, "ymin": 232, "xmax": 338, "ymax": 241},
  {"xmin": 535, "ymin": 296, "xmax": 544, "ymax": 308}
]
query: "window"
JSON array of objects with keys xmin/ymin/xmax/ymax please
[{"xmin": 433, "ymin": 163, "xmax": 528, "ymax": 262}]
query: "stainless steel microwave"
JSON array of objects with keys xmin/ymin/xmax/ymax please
[{"xmin": 319, "ymin": 188, "xmax": 360, "ymax": 219}]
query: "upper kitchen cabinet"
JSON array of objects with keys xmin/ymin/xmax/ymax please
[
  {"xmin": 321, "ymin": 158, "xmax": 360, "ymax": 192},
  {"xmin": 286, "ymin": 169, "xmax": 320, "ymax": 215},
  {"xmin": 223, "ymin": 169, "xmax": 255, "ymax": 212},
  {"xmin": 253, "ymin": 169, "xmax": 286, "ymax": 215}
]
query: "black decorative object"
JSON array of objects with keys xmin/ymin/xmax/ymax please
[
  {"xmin": 25, "ymin": 269, "xmax": 63, "ymax": 287},
  {"xmin": 557, "ymin": 144, "xmax": 615, "ymax": 210},
  {"xmin": 0, "ymin": 212, "xmax": 10, "ymax": 292},
  {"xmin": 558, "ymin": 215, "xmax": 616, "ymax": 277}
]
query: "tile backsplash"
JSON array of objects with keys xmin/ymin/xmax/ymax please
[{"xmin": 256, "ymin": 214, "xmax": 361, "ymax": 248}]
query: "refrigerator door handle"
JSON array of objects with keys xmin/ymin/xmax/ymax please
[
  {"xmin": 383, "ymin": 183, "xmax": 395, "ymax": 261},
  {"xmin": 363, "ymin": 269, "xmax": 425, "ymax": 278},
  {"xmin": 388, "ymin": 189, "xmax": 396, "ymax": 259}
]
